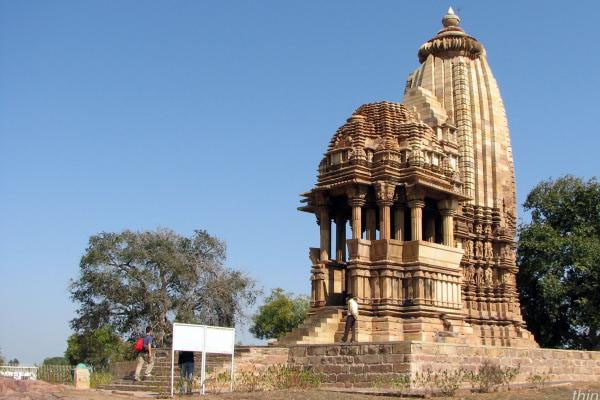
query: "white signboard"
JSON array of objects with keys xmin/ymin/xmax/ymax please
[
  {"xmin": 170, "ymin": 323, "xmax": 235, "ymax": 396},
  {"xmin": 205, "ymin": 326, "xmax": 235, "ymax": 354},
  {"xmin": 172, "ymin": 323, "xmax": 206, "ymax": 352}
]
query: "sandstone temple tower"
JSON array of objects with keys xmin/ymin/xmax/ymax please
[{"xmin": 278, "ymin": 9, "xmax": 537, "ymax": 347}]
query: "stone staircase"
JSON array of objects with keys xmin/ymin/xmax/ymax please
[
  {"xmin": 98, "ymin": 346, "xmax": 290, "ymax": 393},
  {"xmin": 276, "ymin": 307, "xmax": 344, "ymax": 345},
  {"xmin": 98, "ymin": 349, "xmax": 233, "ymax": 393}
]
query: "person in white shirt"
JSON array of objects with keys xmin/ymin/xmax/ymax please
[{"xmin": 341, "ymin": 295, "xmax": 358, "ymax": 342}]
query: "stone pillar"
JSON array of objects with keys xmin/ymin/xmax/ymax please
[
  {"xmin": 351, "ymin": 203, "xmax": 362, "ymax": 239},
  {"xmin": 440, "ymin": 209, "xmax": 454, "ymax": 246},
  {"xmin": 347, "ymin": 186, "xmax": 367, "ymax": 240},
  {"xmin": 375, "ymin": 181, "xmax": 395, "ymax": 240},
  {"xmin": 379, "ymin": 204, "xmax": 391, "ymax": 240},
  {"xmin": 408, "ymin": 200, "xmax": 425, "ymax": 241},
  {"xmin": 335, "ymin": 215, "xmax": 346, "ymax": 261},
  {"xmin": 394, "ymin": 206, "xmax": 405, "ymax": 240},
  {"xmin": 318, "ymin": 206, "xmax": 331, "ymax": 261},
  {"xmin": 438, "ymin": 199, "xmax": 458, "ymax": 247},
  {"xmin": 365, "ymin": 208, "xmax": 377, "ymax": 240}
]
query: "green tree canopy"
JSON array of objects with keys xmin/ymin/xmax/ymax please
[
  {"xmin": 8, "ymin": 359, "xmax": 19, "ymax": 366},
  {"xmin": 42, "ymin": 357, "xmax": 70, "ymax": 366},
  {"xmin": 69, "ymin": 228, "xmax": 261, "ymax": 345},
  {"xmin": 517, "ymin": 176, "xmax": 600, "ymax": 350},
  {"xmin": 65, "ymin": 325, "xmax": 128, "ymax": 369},
  {"xmin": 0, "ymin": 347, "xmax": 5, "ymax": 365},
  {"xmin": 250, "ymin": 288, "xmax": 309, "ymax": 340}
]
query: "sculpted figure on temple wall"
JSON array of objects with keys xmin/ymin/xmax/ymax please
[
  {"xmin": 474, "ymin": 267, "xmax": 484, "ymax": 286},
  {"xmin": 484, "ymin": 267, "xmax": 493, "ymax": 287},
  {"xmin": 475, "ymin": 241, "xmax": 483, "ymax": 259},
  {"xmin": 507, "ymin": 273, "xmax": 516, "ymax": 286},
  {"xmin": 484, "ymin": 224, "xmax": 492, "ymax": 235},
  {"xmin": 484, "ymin": 242, "xmax": 494, "ymax": 259},
  {"xmin": 500, "ymin": 245, "xmax": 508, "ymax": 260},
  {"xmin": 309, "ymin": 248, "xmax": 320, "ymax": 265},
  {"xmin": 464, "ymin": 265, "xmax": 475, "ymax": 283},
  {"xmin": 463, "ymin": 240, "xmax": 472, "ymax": 258},
  {"xmin": 500, "ymin": 270, "xmax": 508, "ymax": 285}
]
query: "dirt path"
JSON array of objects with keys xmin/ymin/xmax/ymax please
[{"xmin": 2, "ymin": 378, "xmax": 600, "ymax": 400}]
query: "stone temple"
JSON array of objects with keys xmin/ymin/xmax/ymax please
[{"xmin": 279, "ymin": 8, "xmax": 537, "ymax": 347}]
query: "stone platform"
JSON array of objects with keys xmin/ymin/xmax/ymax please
[
  {"xmin": 100, "ymin": 343, "xmax": 600, "ymax": 392},
  {"xmin": 284, "ymin": 341, "xmax": 600, "ymax": 387}
]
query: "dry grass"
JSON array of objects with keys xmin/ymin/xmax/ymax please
[
  {"xmin": 2, "ymin": 379, "xmax": 599, "ymax": 400},
  {"xmin": 198, "ymin": 382, "xmax": 600, "ymax": 400}
]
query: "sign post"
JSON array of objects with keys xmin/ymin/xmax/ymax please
[{"xmin": 170, "ymin": 323, "xmax": 235, "ymax": 396}]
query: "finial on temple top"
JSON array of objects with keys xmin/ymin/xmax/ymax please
[{"xmin": 442, "ymin": 7, "xmax": 460, "ymax": 28}]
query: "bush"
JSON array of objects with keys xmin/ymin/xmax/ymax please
[
  {"xmin": 465, "ymin": 360, "xmax": 520, "ymax": 393},
  {"xmin": 391, "ymin": 374, "xmax": 411, "ymax": 391},
  {"xmin": 206, "ymin": 365, "xmax": 323, "ymax": 393},
  {"xmin": 414, "ymin": 368, "xmax": 464, "ymax": 397},
  {"xmin": 90, "ymin": 371, "xmax": 113, "ymax": 388},
  {"xmin": 526, "ymin": 370, "xmax": 552, "ymax": 389}
]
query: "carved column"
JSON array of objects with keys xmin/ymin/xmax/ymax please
[
  {"xmin": 318, "ymin": 206, "xmax": 331, "ymax": 261},
  {"xmin": 335, "ymin": 215, "xmax": 346, "ymax": 261},
  {"xmin": 408, "ymin": 200, "xmax": 425, "ymax": 241},
  {"xmin": 438, "ymin": 199, "xmax": 458, "ymax": 247},
  {"xmin": 375, "ymin": 182, "xmax": 395, "ymax": 240},
  {"xmin": 440, "ymin": 210, "xmax": 454, "ymax": 246},
  {"xmin": 407, "ymin": 186, "xmax": 425, "ymax": 241},
  {"xmin": 351, "ymin": 204, "xmax": 362, "ymax": 240},
  {"xmin": 347, "ymin": 186, "xmax": 367, "ymax": 240}
]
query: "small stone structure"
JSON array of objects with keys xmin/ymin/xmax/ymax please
[
  {"xmin": 74, "ymin": 366, "xmax": 90, "ymax": 390},
  {"xmin": 279, "ymin": 8, "xmax": 536, "ymax": 347}
]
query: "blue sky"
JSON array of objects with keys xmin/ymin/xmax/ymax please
[{"xmin": 1, "ymin": 1, "xmax": 599, "ymax": 364}]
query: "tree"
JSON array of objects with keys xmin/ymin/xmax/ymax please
[
  {"xmin": 69, "ymin": 228, "xmax": 260, "ymax": 345},
  {"xmin": 42, "ymin": 357, "xmax": 69, "ymax": 366},
  {"xmin": 517, "ymin": 176, "xmax": 600, "ymax": 350},
  {"xmin": 8, "ymin": 358, "xmax": 19, "ymax": 366},
  {"xmin": 250, "ymin": 288, "xmax": 309, "ymax": 339},
  {"xmin": 0, "ymin": 347, "xmax": 5, "ymax": 365},
  {"xmin": 65, "ymin": 325, "xmax": 128, "ymax": 368}
]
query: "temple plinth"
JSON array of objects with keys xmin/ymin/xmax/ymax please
[{"xmin": 278, "ymin": 9, "xmax": 537, "ymax": 347}]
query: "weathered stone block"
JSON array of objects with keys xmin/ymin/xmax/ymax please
[
  {"xmin": 367, "ymin": 363, "xmax": 393, "ymax": 373},
  {"xmin": 307, "ymin": 346, "xmax": 326, "ymax": 356},
  {"xmin": 358, "ymin": 354, "xmax": 381, "ymax": 364},
  {"xmin": 290, "ymin": 347, "xmax": 306, "ymax": 357}
]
